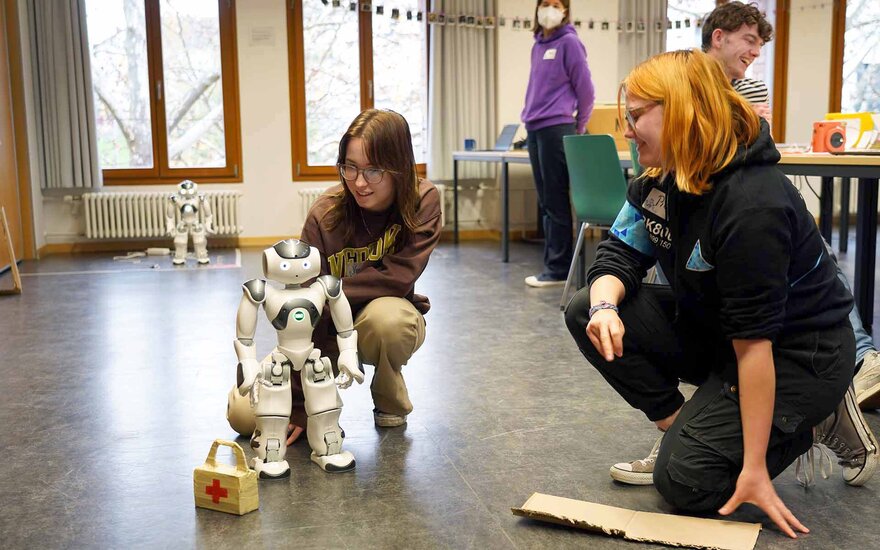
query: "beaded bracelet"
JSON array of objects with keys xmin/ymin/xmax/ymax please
[{"xmin": 589, "ymin": 300, "xmax": 619, "ymax": 319}]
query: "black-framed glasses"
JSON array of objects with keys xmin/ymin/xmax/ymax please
[
  {"xmin": 624, "ymin": 102, "xmax": 660, "ymax": 129},
  {"xmin": 337, "ymin": 163, "xmax": 393, "ymax": 184}
]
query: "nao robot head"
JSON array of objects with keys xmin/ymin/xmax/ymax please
[
  {"xmin": 263, "ymin": 239, "xmax": 321, "ymax": 284},
  {"xmin": 177, "ymin": 180, "xmax": 198, "ymax": 197}
]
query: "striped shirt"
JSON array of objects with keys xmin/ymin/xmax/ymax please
[{"xmin": 732, "ymin": 78, "xmax": 769, "ymax": 104}]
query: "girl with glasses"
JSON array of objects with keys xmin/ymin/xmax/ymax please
[
  {"xmin": 297, "ymin": 109, "xmax": 442, "ymax": 431},
  {"xmin": 565, "ymin": 50, "xmax": 877, "ymax": 538}
]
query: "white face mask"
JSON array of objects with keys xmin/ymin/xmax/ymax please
[{"xmin": 537, "ymin": 6, "xmax": 565, "ymax": 30}]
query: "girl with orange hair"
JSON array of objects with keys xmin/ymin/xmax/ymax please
[{"xmin": 565, "ymin": 50, "xmax": 877, "ymax": 537}]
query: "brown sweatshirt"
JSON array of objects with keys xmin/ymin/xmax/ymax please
[{"xmin": 300, "ymin": 179, "xmax": 442, "ymax": 318}]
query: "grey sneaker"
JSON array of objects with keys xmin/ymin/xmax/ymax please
[
  {"xmin": 374, "ymin": 410, "xmax": 407, "ymax": 428},
  {"xmin": 855, "ymin": 350, "xmax": 880, "ymax": 410},
  {"xmin": 610, "ymin": 435, "xmax": 662, "ymax": 485},
  {"xmin": 813, "ymin": 386, "xmax": 879, "ymax": 486}
]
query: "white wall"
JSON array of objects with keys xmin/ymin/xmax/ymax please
[{"xmin": 783, "ymin": 0, "xmax": 835, "ymax": 217}]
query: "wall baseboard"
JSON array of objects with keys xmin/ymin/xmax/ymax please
[
  {"xmin": 38, "ymin": 237, "xmax": 242, "ymax": 256},
  {"xmin": 36, "ymin": 229, "xmax": 561, "ymax": 256}
]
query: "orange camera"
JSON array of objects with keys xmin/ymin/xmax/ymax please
[{"xmin": 811, "ymin": 121, "xmax": 846, "ymax": 153}]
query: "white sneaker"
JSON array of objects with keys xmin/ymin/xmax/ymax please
[
  {"xmin": 855, "ymin": 350, "xmax": 880, "ymax": 410},
  {"xmin": 610, "ymin": 435, "xmax": 663, "ymax": 485},
  {"xmin": 525, "ymin": 274, "xmax": 565, "ymax": 288}
]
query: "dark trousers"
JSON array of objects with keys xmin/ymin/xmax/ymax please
[
  {"xmin": 565, "ymin": 284, "xmax": 854, "ymax": 512},
  {"xmin": 527, "ymin": 123, "xmax": 576, "ymax": 279}
]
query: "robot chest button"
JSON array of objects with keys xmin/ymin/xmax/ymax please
[{"xmin": 290, "ymin": 310, "xmax": 306, "ymax": 322}]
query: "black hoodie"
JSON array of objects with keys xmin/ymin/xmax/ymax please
[{"xmin": 587, "ymin": 121, "xmax": 853, "ymax": 342}]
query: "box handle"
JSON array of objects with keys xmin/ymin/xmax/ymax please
[{"xmin": 203, "ymin": 439, "xmax": 250, "ymax": 473}]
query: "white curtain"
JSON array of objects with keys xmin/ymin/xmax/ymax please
[
  {"xmin": 617, "ymin": 0, "xmax": 667, "ymax": 81},
  {"xmin": 27, "ymin": 0, "xmax": 101, "ymax": 191},
  {"xmin": 427, "ymin": 0, "xmax": 497, "ymax": 181}
]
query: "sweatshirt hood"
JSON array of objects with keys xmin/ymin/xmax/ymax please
[
  {"xmin": 535, "ymin": 23, "xmax": 577, "ymax": 44},
  {"xmin": 732, "ymin": 119, "xmax": 779, "ymax": 168},
  {"xmin": 717, "ymin": 119, "xmax": 779, "ymax": 178}
]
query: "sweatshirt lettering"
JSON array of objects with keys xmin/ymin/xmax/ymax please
[{"xmin": 328, "ymin": 224, "xmax": 402, "ymax": 278}]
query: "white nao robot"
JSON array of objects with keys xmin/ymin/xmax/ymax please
[
  {"xmin": 229, "ymin": 239, "xmax": 364, "ymax": 478},
  {"xmin": 165, "ymin": 180, "xmax": 216, "ymax": 265}
]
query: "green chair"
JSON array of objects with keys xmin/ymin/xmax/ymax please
[{"xmin": 560, "ymin": 134, "xmax": 629, "ymax": 310}]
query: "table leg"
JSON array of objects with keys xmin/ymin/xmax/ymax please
[
  {"xmin": 855, "ymin": 177, "xmax": 878, "ymax": 331},
  {"xmin": 819, "ymin": 176, "xmax": 834, "ymax": 244},
  {"xmin": 502, "ymin": 160, "xmax": 509, "ymax": 263},
  {"xmin": 840, "ymin": 177, "xmax": 850, "ymax": 253},
  {"xmin": 453, "ymin": 159, "xmax": 459, "ymax": 245}
]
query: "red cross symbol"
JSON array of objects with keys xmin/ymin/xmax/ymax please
[{"xmin": 205, "ymin": 479, "xmax": 228, "ymax": 503}]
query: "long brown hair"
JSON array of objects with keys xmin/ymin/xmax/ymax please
[
  {"xmin": 324, "ymin": 109, "xmax": 421, "ymax": 242},
  {"xmin": 620, "ymin": 49, "xmax": 760, "ymax": 195}
]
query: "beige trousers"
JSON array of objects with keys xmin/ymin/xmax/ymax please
[{"xmin": 356, "ymin": 296, "xmax": 426, "ymax": 417}]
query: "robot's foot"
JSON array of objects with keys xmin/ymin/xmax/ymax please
[
  {"xmin": 197, "ymin": 257, "xmax": 210, "ymax": 265},
  {"xmin": 172, "ymin": 258, "xmax": 186, "ymax": 266},
  {"xmin": 252, "ymin": 458, "xmax": 291, "ymax": 479},
  {"xmin": 310, "ymin": 450, "xmax": 355, "ymax": 473}
]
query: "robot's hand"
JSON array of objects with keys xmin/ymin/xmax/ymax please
[
  {"xmin": 166, "ymin": 224, "xmax": 176, "ymax": 237},
  {"xmin": 236, "ymin": 357, "xmax": 261, "ymax": 395},
  {"xmin": 335, "ymin": 349, "xmax": 364, "ymax": 389},
  {"xmin": 205, "ymin": 222, "xmax": 218, "ymax": 235}
]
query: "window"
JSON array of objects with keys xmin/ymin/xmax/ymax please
[
  {"xmin": 288, "ymin": 0, "xmax": 428, "ymax": 180},
  {"xmin": 85, "ymin": 0, "xmax": 241, "ymax": 185},
  {"xmin": 835, "ymin": 0, "xmax": 880, "ymax": 114},
  {"xmin": 665, "ymin": 0, "xmax": 717, "ymax": 52}
]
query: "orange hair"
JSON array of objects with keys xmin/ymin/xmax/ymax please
[{"xmin": 619, "ymin": 49, "xmax": 761, "ymax": 195}]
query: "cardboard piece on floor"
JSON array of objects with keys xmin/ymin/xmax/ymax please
[
  {"xmin": 512, "ymin": 493, "xmax": 761, "ymax": 550},
  {"xmin": 0, "ymin": 206, "xmax": 22, "ymax": 295}
]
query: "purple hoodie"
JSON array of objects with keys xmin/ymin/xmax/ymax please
[{"xmin": 521, "ymin": 24, "xmax": 595, "ymax": 134}]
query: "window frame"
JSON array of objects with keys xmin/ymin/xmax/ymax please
[
  {"xmin": 287, "ymin": 0, "xmax": 428, "ymax": 181},
  {"xmin": 98, "ymin": 0, "xmax": 243, "ymax": 186},
  {"xmin": 828, "ymin": 0, "xmax": 846, "ymax": 113}
]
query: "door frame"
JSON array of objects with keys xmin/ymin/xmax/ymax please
[{"xmin": 2, "ymin": 0, "xmax": 34, "ymax": 260}]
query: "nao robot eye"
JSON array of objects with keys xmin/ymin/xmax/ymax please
[
  {"xmin": 302, "ymin": 261, "xmax": 311, "ymax": 269},
  {"xmin": 279, "ymin": 261, "xmax": 290, "ymax": 270}
]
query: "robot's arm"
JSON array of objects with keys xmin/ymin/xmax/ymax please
[
  {"xmin": 315, "ymin": 275, "xmax": 363, "ymax": 388},
  {"xmin": 234, "ymin": 279, "xmax": 267, "ymax": 395},
  {"xmin": 200, "ymin": 193, "xmax": 217, "ymax": 234},
  {"xmin": 165, "ymin": 195, "xmax": 178, "ymax": 236}
]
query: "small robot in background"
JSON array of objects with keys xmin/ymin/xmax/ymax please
[
  {"xmin": 165, "ymin": 180, "xmax": 216, "ymax": 265},
  {"xmin": 226, "ymin": 239, "xmax": 364, "ymax": 478}
]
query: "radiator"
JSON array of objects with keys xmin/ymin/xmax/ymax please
[
  {"xmin": 298, "ymin": 184, "xmax": 446, "ymax": 227},
  {"xmin": 82, "ymin": 191, "xmax": 243, "ymax": 239}
]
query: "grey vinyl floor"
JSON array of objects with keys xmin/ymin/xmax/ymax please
[{"xmin": 0, "ymin": 237, "xmax": 878, "ymax": 549}]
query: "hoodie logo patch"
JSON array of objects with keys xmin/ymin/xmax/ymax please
[
  {"xmin": 543, "ymin": 49, "xmax": 557, "ymax": 60},
  {"xmin": 686, "ymin": 240, "xmax": 714, "ymax": 272},
  {"xmin": 609, "ymin": 201, "xmax": 655, "ymax": 257},
  {"xmin": 641, "ymin": 188, "xmax": 667, "ymax": 220}
]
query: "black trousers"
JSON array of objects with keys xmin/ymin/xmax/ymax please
[
  {"xmin": 526, "ymin": 123, "xmax": 576, "ymax": 279},
  {"xmin": 565, "ymin": 284, "xmax": 854, "ymax": 512}
]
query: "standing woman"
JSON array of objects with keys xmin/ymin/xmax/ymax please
[{"xmin": 521, "ymin": 0, "xmax": 595, "ymax": 287}]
